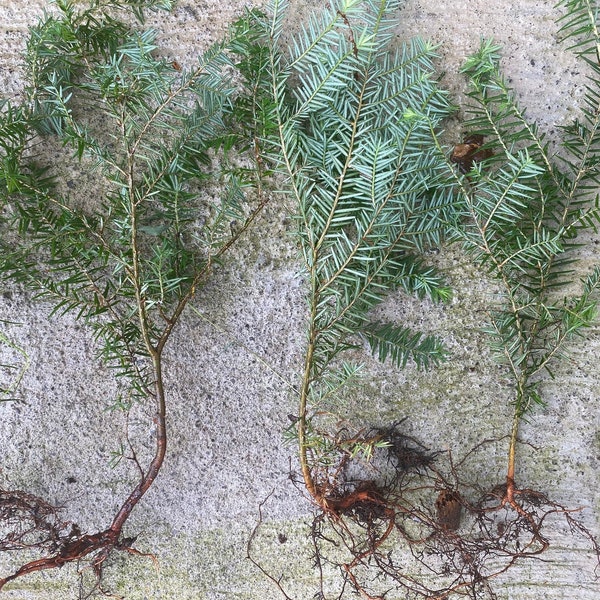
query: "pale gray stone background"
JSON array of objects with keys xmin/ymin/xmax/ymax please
[{"xmin": 0, "ymin": 0, "xmax": 599, "ymax": 598}]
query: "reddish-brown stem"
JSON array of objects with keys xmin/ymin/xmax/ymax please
[
  {"xmin": 110, "ymin": 352, "xmax": 166, "ymax": 534},
  {"xmin": 505, "ymin": 408, "xmax": 519, "ymax": 503}
]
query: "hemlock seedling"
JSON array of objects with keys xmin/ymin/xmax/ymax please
[
  {"xmin": 261, "ymin": 0, "xmax": 454, "ymax": 510},
  {"xmin": 0, "ymin": 0, "xmax": 272, "ymax": 592}
]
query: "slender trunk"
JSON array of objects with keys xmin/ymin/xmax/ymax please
[
  {"xmin": 298, "ymin": 324, "xmax": 320, "ymax": 502},
  {"xmin": 506, "ymin": 379, "xmax": 526, "ymax": 502},
  {"xmin": 297, "ymin": 274, "xmax": 323, "ymax": 506},
  {"xmin": 506, "ymin": 409, "xmax": 519, "ymax": 502},
  {"xmin": 110, "ymin": 352, "xmax": 167, "ymax": 533}
]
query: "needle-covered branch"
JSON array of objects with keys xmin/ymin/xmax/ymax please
[{"xmin": 0, "ymin": 0, "xmax": 274, "ymax": 593}]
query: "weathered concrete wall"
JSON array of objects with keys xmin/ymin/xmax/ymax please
[{"xmin": 0, "ymin": 0, "xmax": 598, "ymax": 598}]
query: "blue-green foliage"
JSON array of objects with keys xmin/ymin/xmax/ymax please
[
  {"xmin": 255, "ymin": 0, "xmax": 455, "ymax": 388},
  {"xmin": 448, "ymin": 16, "xmax": 600, "ymax": 415},
  {"xmin": 0, "ymin": 0, "xmax": 270, "ymax": 398}
]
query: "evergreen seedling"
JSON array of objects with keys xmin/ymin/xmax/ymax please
[
  {"xmin": 0, "ymin": 0, "xmax": 271, "ymax": 593},
  {"xmin": 264, "ymin": 0, "xmax": 454, "ymax": 510},
  {"xmin": 243, "ymin": 1, "xmax": 465, "ymax": 597},
  {"xmin": 450, "ymin": 6, "xmax": 600, "ymax": 511},
  {"xmin": 427, "ymin": 0, "xmax": 600, "ymax": 591}
]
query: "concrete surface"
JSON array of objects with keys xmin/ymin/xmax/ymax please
[{"xmin": 0, "ymin": 0, "xmax": 599, "ymax": 598}]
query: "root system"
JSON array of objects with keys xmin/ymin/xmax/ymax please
[{"xmin": 250, "ymin": 423, "xmax": 600, "ymax": 600}]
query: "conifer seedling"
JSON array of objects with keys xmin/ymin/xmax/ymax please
[
  {"xmin": 0, "ymin": 0, "xmax": 272, "ymax": 593},
  {"xmin": 450, "ymin": 1, "xmax": 600, "ymax": 520},
  {"xmin": 242, "ymin": 1, "xmax": 470, "ymax": 598},
  {"xmin": 428, "ymin": 0, "xmax": 600, "ymax": 592},
  {"xmin": 262, "ymin": 0, "xmax": 454, "ymax": 507}
]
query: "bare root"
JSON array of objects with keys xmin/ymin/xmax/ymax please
[
  {"xmin": 250, "ymin": 424, "xmax": 600, "ymax": 600},
  {"xmin": 0, "ymin": 488, "xmax": 148, "ymax": 596}
]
